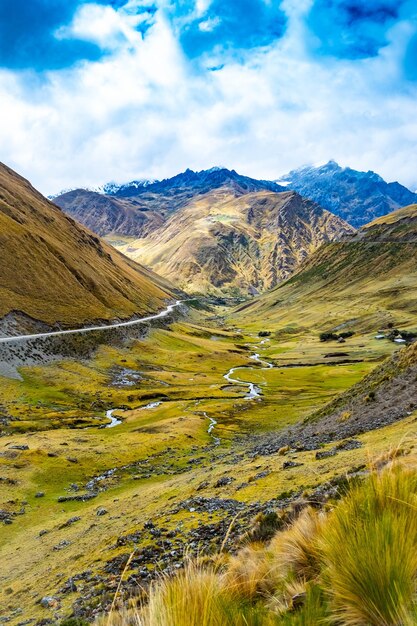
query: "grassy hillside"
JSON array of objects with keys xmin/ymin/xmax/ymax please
[
  {"xmin": 0, "ymin": 163, "xmax": 175, "ymax": 328},
  {"xmin": 119, "ymin": 189, "xmax": 353, "ymax": 295},
  {"xmin": 235, "ymin": 203, "xmax": 417, "ymax": 333}
]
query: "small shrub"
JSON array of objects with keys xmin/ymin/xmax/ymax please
[
  {"xmin": 246, "ymin": 512, "xmax": 286, "ymax": 543},
  {"xmin": 398, "ymin": 330, "xmax": 416, "ymax": 341},
  {"xmin": 319, "ymin": 332, "xmax": 339, "ymax": 342},
  {"xmin": 278, "ymin": 584, "xmax": 330, "ymax": 625},
  {"xmin": 338, "ymin": 410, "xmax": 352, "ymax": 422}
]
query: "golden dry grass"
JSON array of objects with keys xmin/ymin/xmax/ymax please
[
  {"xmin": 0, "ymin": 162, "xmax": 174, "ymax": 326},
  {"xmin": 98, "ymin": 464, "xmax": 417, "ymax": 626}
]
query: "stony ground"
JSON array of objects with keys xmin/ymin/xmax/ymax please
[{"xmin": 1, "ymin": 303, "xmax": 415, "ymax": 624}]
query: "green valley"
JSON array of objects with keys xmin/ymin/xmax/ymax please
[{"xmin": 2, "ymin": 168, "xmax": 417, "ymax": 626}]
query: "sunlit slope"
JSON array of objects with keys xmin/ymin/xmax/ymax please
[
  {"xmin": 361, "ymin": 203, "xmax": 417, "ymax": 238},
  {"xmin": 236, "ymin": 203, "xmax": 417, "ymax": 331},
  {"xmin": 0, "ymin": 163, "xmax": 175, "ymax": 327},
  {"xmin": 120, "ymin": 189, "xmax": 353, "ymax": 295}
]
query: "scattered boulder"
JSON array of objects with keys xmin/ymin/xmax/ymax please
[
  {"xmin": 316, "ymin": 450, "xmax": 337, "ymax": 460},
  {"xmin": 59, "ymin": 516, "xmax": 81, "ymax": 529},
  {"xmin": 336, "ymin": 439, "xmax": 362, "ymax": 452},
  {"xmin": 96, "ymin": 507, "xmax": 108, "ymax": 516},
  {"xmin": 53, "ymin": 540, "xmax": 71, "ymax": 551},
  {"xmin": 214, "ymin": 476, "xmax": 235, "ymax": 488},
  {"xmin": 60, "ymin": 578, "xmax": 78, "ymax": 594},
  {"xmin": 282, "ymin": 461, "xmax": 303, "ymax": 470},
  {"xmin": 0, "ymin": 509, "xmax": 13, "ymax": 524},
  {"xmin": 58, "ymin": 492, "xmax": 97, "ymax": 503},
  {"xmin": 40, "ymin": 596, "xmax": 60, "ymax": 609}
]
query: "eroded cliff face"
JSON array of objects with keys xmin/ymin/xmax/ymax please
[{"xmin": 119, "ymin": 188, "xmax": 354, "ymax": 295}]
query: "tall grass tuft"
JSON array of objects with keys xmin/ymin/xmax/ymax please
[
  {"xmin": 321, "ymin": 465, "xmax": 417, "ymax": 625},
  {"xmin": 225, "ymin": 544, "xmax": 279, "ymax": 600},
  {"xmin": 143, "ymin": 563, "xmax": 274, "ymax": 626},
  {"xmin": 278, "ymin": 585, "xmax": 330, "ymax": 625},
  {"xmin": 97, "ymin": 466, "xmax": 417, "ymax": 626},
  {"xmin": 269, "ymin": 507, "xmax": 326, "ymax": 581}
]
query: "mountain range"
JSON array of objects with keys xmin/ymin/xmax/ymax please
[
  {"xmin": 277, "ymin": 161, "xmax": 417, "ymax": 228},
  {"xmin": 118, "ymin": 188, "xmax": 353, "ymax": 295},
  {"xmin": 55, "ymin": 168, "xmax": 285, "ymax": 238},
  {"xmin": 55, "ymin": 163, "xmax": 417, "ymax": 237},
  {"xmin": 55, "ymin": 167, "xmax": 354, "ymax": 295}
]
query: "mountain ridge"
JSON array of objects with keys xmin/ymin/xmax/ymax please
[
  {"xmin": 54, "ymin": 167, "xmax": 286, "ymax": 239},
  {"xmin": 0, "ymin": 162, "xmax": 176, "ymax": 329},
  {"xmin": 119, "ymin": 188, "xmax": 354, "ymax": 295},
  {"xmin": 237, "ymin": 202, "xmax": 417, "ymax": 331},
  {"xmin": 278, "ymin": 160, "xmax": 417, "ymax": 227}
]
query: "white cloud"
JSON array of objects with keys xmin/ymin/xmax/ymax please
[
  {"xmin": 56, "ymin": 5, "xmax": 133, "ymax": 49},
  {"xmin": 198, "ymin": 17, "xmax": 221, "ymax": 32},
  {"xmin": 0, "ymin": 1, "xmax": 416, "ymax": 195}
]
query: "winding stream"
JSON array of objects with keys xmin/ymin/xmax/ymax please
[
  {"xmin": 105, "ymin": 409, "xmax": 123, "ymax": 428},
  {"xmin": 223, "ymin": 351, "xmax": 273, "ymax": 400},
  {"xmin": 206, "ymin": 413, "xmax": 220, "ymax": 445},
  {"xmin": 104, "ymin": 400, "xmax": 163, "ymax": 428},
  {"xmin": 106, "ymin": 337, "xmax": 274, "ymax": 440}
]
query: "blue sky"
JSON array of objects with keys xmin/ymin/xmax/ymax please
[{"xmin": 0, "ymin": 0, "xmax": 416, "ymax": 193}]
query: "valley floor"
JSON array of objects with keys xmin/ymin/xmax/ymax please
[{"xmin": 0, "ymin": 302, "xmax": 415, "ymax": 624}]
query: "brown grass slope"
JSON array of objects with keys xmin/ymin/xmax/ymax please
[
  {"xmin": 119, "ymin": 189, "xmax": 353, "ymax": 295},
  {"xmin": 237, "ymin": 203, "xmax": 417, "ymax": 331},
  {"xmin": 0, "ymin": 163, "xmax": 175, "ymax": 327},
  {"xmin": 54, "ymin": 189, "xmax": 165, "ymax": 238}
]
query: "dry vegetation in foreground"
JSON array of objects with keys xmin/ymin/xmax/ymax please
[{"xmin": 96, "ymin": 462, "xmax": 417, "ymax": 626}]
